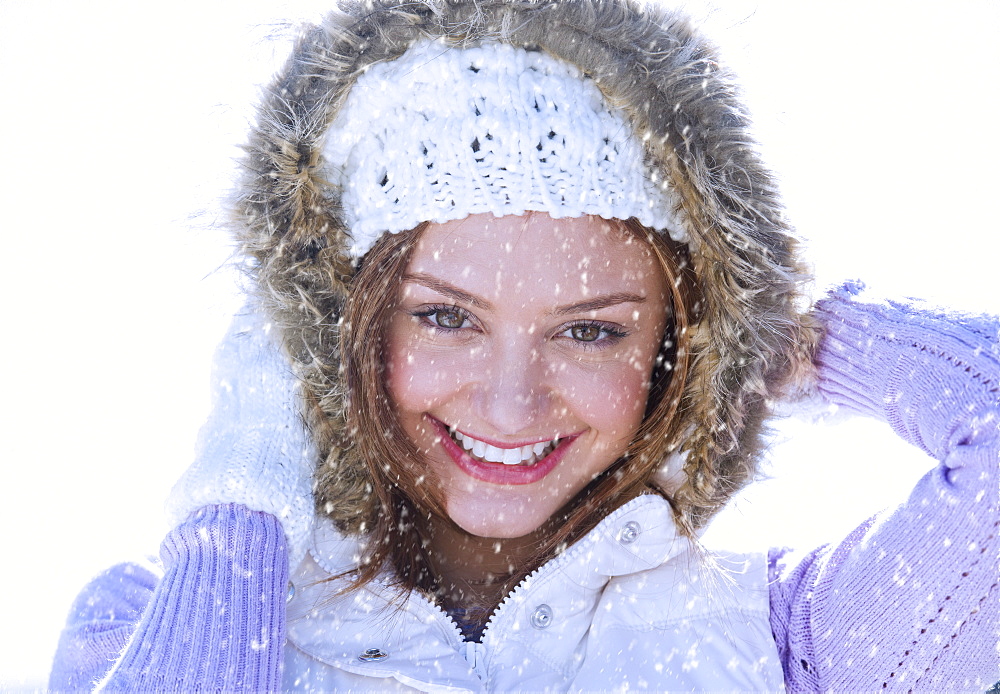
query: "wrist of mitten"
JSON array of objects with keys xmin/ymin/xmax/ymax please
[
  {"xmin": 812, "ymin": 283, "xmax": 899, "ymax": 421},
  {"xmin": 161, "ymin": 503, "xmax": 287, "ymax": 569},
  {"xmin": 165, "ymin": 422, "xmax": 315, "ymax": 566},
  {"xmin": 814, "ymin": 281, "xmax": 1000, "ymax": 456}
]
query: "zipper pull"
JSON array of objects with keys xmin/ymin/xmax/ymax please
[{"xmin": 464, "ymin": 641, "xmax": 488, "ymax": 680}]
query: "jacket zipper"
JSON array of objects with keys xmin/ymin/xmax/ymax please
[
  {"xmin": 478, "ymin": 498, "xmax": 652, "ymax": 651},
  {"xmin": 411, "ymin": 591, "xmax": 489, "ymax": 680},
  {"xmin": 416, "ymin": 497, "xmax": 656, "ymax": 686}
]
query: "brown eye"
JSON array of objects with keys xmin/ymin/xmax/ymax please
[
  {"xmin": 570, "ymin": 324, "xmax": 602, "ymax": 342},
  {"xmin": 435, "ymin": 309, "xmax": 466, "ymax": 329}
]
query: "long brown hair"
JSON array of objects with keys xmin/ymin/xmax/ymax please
[{"xmin": 335, "ymin": 217, "xmax": 701, "ymax": 595}]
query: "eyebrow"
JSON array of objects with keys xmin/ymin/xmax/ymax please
[
  {"xmin": 552, "ymin": 293, "xmax": 647, "ymax": 315},
  {"xmin": 403, "ymin": 273, "xmax": 645, "ymax": 315},
  {"xmin": 402, "ymin": 273, "xmax": 492, "ymax": 309}
]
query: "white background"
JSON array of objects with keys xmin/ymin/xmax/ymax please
[{"xmin": 1, "ymin": 1, "xmax": 997, "ymax": 688}]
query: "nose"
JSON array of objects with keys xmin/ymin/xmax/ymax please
[{"xmin": 473, "ymin": 335, "xmax": 551, "ymax": 435}]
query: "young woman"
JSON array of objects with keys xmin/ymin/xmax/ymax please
[{"xmin": 50, "ymin": 0, "xmax": 998, "ymax": 691}]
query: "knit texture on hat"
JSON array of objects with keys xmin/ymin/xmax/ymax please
[{"xmin": 324, "ymin": 40, "xmax": 685, "ymax": 257}]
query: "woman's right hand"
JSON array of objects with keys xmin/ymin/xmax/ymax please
[{"xmin": 165, "ymin": 304, "xmax": 317, "ymax": 568}]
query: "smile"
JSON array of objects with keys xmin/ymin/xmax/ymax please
[
  {"xmin": 426, "ymin": 416, "xmax": 580, "ymax": 486},
  {"xmin": 449, "ymin": 428, "xmax": 559, "ymax": 467}
]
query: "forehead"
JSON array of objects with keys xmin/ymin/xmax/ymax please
[{"xmin": 406, "ymin": 213, "xmax": 665, "ymax": 303}]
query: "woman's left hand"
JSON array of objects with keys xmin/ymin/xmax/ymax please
[{"xmin": 165, "ymin": 305, "xmax": 317, "ymax": 568}]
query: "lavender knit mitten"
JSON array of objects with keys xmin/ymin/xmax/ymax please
[{"xmin": 166, "ymin": 306, "xmax": 316, "ymax": 568}]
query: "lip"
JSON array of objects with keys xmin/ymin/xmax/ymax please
[{"xmin": 427, "ymin": 416, "xmax": 581, "ymax": 486}]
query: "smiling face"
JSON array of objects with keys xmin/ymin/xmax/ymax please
[{"xmin": 385, "ymin": 212, "xmax": 670, "ymax": 539}]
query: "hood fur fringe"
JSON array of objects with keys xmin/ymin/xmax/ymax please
[{"xmin": 235, "ymin": 0, "xmax": 819, "ymax": 534}]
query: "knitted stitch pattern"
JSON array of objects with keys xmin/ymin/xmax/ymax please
[
  {"xmin": 324, "ymin": 40, "xmax": 686, "ymax": 257},
  {"xmin": 164, "ymin": 307, "xmax": 316, "ymax": 568},
  {"xmin": 769, "ymin": 284, "xmax": 1000, "ymax": 691},
  {"xmin": 51, "ymin": 505, "xmax": 288, "ymax": 692}
]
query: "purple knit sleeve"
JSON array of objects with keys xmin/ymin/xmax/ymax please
[
  {"xmin": 51, "ymin": 504, "xmax": 288, "ymax": 692},
  {"xmin": 769, "ymin": 283, "xmax": 1000, "ymax": 692}
]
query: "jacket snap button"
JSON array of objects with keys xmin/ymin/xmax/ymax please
[
  {"xmin": 530, "ymin": 604, "xmax": 553, "ymax": 629},
  {"xmin": 286, "ymin": 581, "xmax": 296, "ymax": 603},
  {"xmin": 359, "ymin": 647, "xmax": 389, "ymax": 662},
  {"xmin": 618, "ymin": 521, "xmax": 641, "ymax": 544}
]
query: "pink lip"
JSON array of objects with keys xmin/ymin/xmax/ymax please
[{"xmin": 427, "ymin": 416, "xmax": 581, "ymax": 486}]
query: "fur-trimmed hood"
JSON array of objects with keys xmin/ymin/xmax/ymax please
[{"xmin": 236, "ymin": 0, "xmax": 817, "ymax": 533}]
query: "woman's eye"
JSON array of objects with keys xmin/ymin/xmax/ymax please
[
  {"xmin": 560, "ymin": 322, "xmax": 627, "ymax": 346},
  {"xmin": 433, "ymin": 308, "xmax": 467, "ymax": 329},
  {"xmin": 570, "ymin": 324, "xmax": 603, "ymax": 342},
  {"xmin": 412, "ymin": 305, "xmax": 473, "ymax": 331}
]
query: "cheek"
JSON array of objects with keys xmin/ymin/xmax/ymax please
[
  {"xmin": 385, "ymin": 325, "xmax": 472, "ymax": 412},
  {"xmin": 556, "ymin": 359, "xmax": 651, "ymax": 440}
]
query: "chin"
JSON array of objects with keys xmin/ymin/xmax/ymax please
[{"xmin": 444, "ymin": 496, "xmax": 554, "ymax": 540}]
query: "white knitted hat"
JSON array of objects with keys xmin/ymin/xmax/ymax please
[{"xmin": 322, "ymin": 39, "xmax": 686, "ymax": 258}]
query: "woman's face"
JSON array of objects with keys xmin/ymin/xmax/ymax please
[{"xmin": 385, "ymin": 212, "xmax": 670, "ymax": 539}]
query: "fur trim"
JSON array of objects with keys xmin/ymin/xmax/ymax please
[{"xmin": 235, "ymin": 0, "xmax": 819, "ymax": 532}]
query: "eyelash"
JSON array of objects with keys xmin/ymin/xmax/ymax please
[
  {"xmin": 411, "ymin": 305, "xmax": 629, "ymax": 350},
  {"xmin": 412, "ymin": 304, "xmax": 476, "ymax": 332},
  {"xmin": 557, "ymin": 321, "xmax": 629, "ymax": 350}
]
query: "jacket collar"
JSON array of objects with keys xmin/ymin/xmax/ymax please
[
  {"xmin": 306, "ymin": 494, "xmax": 683, "ymax": 580},
  {"xmin": 286, "ymin": 496, "xmax": 690, "ymax": 690}
]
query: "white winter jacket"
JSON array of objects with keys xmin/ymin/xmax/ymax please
[{"xmin": 283, "ymin": 495, "xmax": 784, "ymax": 692}]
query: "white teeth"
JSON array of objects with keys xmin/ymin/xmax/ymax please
[
  {"xmin": 502, "ymin": 447, "xmax": 521, "ymax": 465},
  {"xmin": 448, "ymin": 427, "xmax": 560, "ymax": 467},
  {"xmin": 483, "ymin": 443, "xmax": 504, "ymax": 463},
  {"xmin": 454, "ymin": 431, "xmax": 477, "ymax": 453}
]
